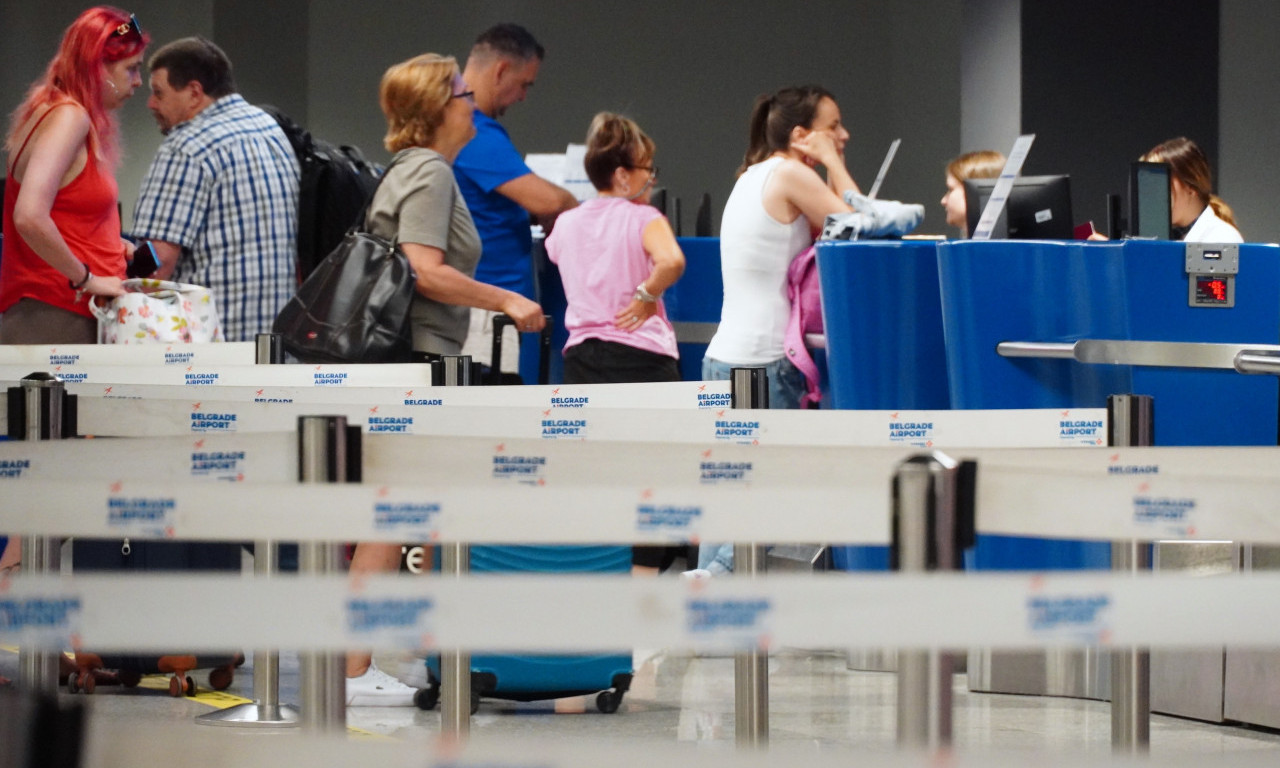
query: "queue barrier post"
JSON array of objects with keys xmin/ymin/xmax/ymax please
[
  {"xmin": 197, "ymin": 335, "xmax": 299, "ymax": 729},
  {"xmin": 297, "ymin": 415, "xmax": 356, "ymax": 734},
  {"xmin": 892, "ymin": 451, "xmax": 968, "ymax": 749},
  {"xmin": 10, "ymin": 373, "xmax": 72, "ymax": 694},
  {"xmin": 1107, "ymin": 394, "xmax": 1153, "ymax": 752},
  {"xmin": 730, "ymin": 367, "xmax": 769, "ymax": 749},
  {"xmin": 437, "ymin": 355, "xmax": 475, "ymax": 740}
]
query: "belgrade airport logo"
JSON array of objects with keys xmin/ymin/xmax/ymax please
[
  {"xmin": 163, "ymin": 347, "xmax": 195, "ymax": 365},
  {"xmin": 548, "ymin": 387, "xmax": 589, "ymax": 408},
  {"xmin": 189, "ymin": 441, "xmax": 246, "ymax": 481},
  {"xmin": 686, "ymin": 596, "xmax": 773, "ymax": 650},
  {"xmin": 0, "ymin": 596, "xmax": 82, "ymax": 638},
  {"xmin": 887, "ymin": 412, "xmax": 934, "ymax": 447},
  {"xmin": 367, "ymin": 406, "xmax": 414, "ymax": 434},
  {"xmin": 48, "ymin": 365, "xmax": 88, "ymax": 383},
  {"xmin": 46, "ymin": 350, "xmax": 81, "ymax": 367},
  {"xmin": 190, "ymin": 402, "xmax": 238, "ymax": 433},
  {"xmin": 402, "ymin": 390, "xmax": 443, "ymax": 407},
  {"xmin": 0, "ymin": 458, "xmax": 31, "ymax": 479},
  {"xmin": 1059, "ymin": 410, "xmax": 1104, "ymax": 446},
  {"xmin": 712, "ymin": 410, "xmax": 760, "ymax": 444},
  {"xmin": 1132, "ymin": 493, "xmax": 1197, "ymax": 537},
  {"xmin": 696, "ymin": 383, "xmax": 732, "ymax": 409},
  {"xmin": 491, "ymin": 444, "xmax": 547, "ymax": 486},
  {"xmin": 313, "ymin": 367, "xmax": 348, "ymax": 386},
  {"xmin": 1107, "ymin": 453, "xmax": 1159, "ymax": 477},
  {"xmin": 698, "ymin": 448, "xmax": 753, "ymax": 485},
  {"xmin": 184, "ymin": 368, "xmax": 219, "ymax": 385},
  {"xmin": 1026, "ymin": 585, "xmax": 1113, "ymax": 644},
  {"xmin": 346, "ymin": 597, "xmax": 434, "ymax": 641},
  {"xmin": 106, "ymin": 486, "xmax": 176, "ymax": 538},
  {"xmin": 541, "ymin": 408, "xmax": 588, "ymax": 439},
  {"xmin": 636, "ymin": 489, "xmax": 703, "ymax": 536}
]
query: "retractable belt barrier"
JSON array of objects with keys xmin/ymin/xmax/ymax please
[
  {"xmin": 0, "ymin": 341, "xmax": 259, "ymax": 367},
  {"xmin": 88, "ymin": 729, "xmax": 1280, "ymax": 768},
  {"xmin": 18, "ymin": 396, "xmax": 1106, "ymax": 445},
  {"xmin": 6, "ymin": 571, "xmax": 1280, "ymax": 652},
  {"xmin": 4, "ymin": 436, "xmax": 1275, "ymax": 544}
]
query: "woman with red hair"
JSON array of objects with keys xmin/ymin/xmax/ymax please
[
  {"xmin": 0, "ymin": 6, "xmax": 148, "ymax": 610},
  {"xmin": 1, "ymin": 6, "xmax": 149, "ymax": 344}
]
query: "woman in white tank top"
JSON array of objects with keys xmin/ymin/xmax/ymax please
[{"xmin": 703, "ymin": 85, "xmax": 862, "ymax": 409}]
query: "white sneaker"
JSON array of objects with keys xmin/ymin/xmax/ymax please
[
  {"xmin": 346, "ymin": 661, "xmax": 419, "ymax": 706},
  {"xmin": 681, "ymin": 568, "xmax": 712, "ymax": 581}
]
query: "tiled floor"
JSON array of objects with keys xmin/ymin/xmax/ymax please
[{"xmin": 6, "ymin": 646, "xmax": 1280, "ymax": 764}]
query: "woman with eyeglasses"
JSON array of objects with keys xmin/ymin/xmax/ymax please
[
  {"xmin": 1, "ymin": 7, "xmax": 148, "ymax": 345},
  {"xmin": 544, "ymin": 112, "xmax": 686, "ymax": 575},
  {"xmin": 365, "ymin": 52, "xmax": 544, "ymax": 358},
  {"xmin": 340, "ymin": 53, "xmax": 547, "ymax": 707},
  {"xmin": 0, "ymin": 7, "xmax": 148, "ymax": 617}
]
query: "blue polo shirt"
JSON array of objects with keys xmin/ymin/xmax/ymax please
[{"xmin": 454, "ymin": 111, "xmax": 535, "ymax": 298}]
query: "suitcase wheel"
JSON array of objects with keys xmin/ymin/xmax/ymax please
[
  {"xmin": 119, "ymin": 669, "xmax": 142, "ymax": 688},
  {"xmin": 208, "ymin": 666, "xmax": 234, "ymax": 691},
  {"xmin": 414, "ymin": 687, "xmax": 439, "ymax": 710},
  {"xmin": 596, "ymin": 689, "xmax": 624, "ymax": 714},
  {"xmin": 168, "ymin": 675, "xmax": 196, "ymax": 697}
]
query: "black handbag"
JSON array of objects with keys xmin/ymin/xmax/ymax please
[{"xmin": 273, "ymin": 155, "xmax": 417, "ymax": 364}]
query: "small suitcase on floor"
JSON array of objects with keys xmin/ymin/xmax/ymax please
[
  {"xmin": 420, "ymin": 318, "xmax": 633, "ymax": 713},
  {"xmin": 68, "ymin": 538, "xmax": 244, "ymax": 696},
  {"xmin": 423, "ymin": 545, "xmax": 633, "ymax": 713}
]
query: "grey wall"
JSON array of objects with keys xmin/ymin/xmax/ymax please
[{"xmin": 1221, "ymin": 0, "xmax": 1280, "ymax": 243}]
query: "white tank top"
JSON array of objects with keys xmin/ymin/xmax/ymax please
[{"xmin": 705, "ymin": 156, "xmax": 814, "ymax": 364}]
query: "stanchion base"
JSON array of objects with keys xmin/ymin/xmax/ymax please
[{"xmin": 195, "ymin": 703, "xmax": 300, "ymax": 728}]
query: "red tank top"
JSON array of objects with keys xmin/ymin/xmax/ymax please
[{"xmin": 1, "ymin": 103, "xmax": 125, "ymax": 318}]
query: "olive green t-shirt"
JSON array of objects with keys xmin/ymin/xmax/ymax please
[{"xmin": 365, "ymin": 147, "xmax": 481, "ymax": 354}]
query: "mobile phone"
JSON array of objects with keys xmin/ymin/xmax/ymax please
[{"xmin": 127, "ymin": 240, "xmax": 161, "ymax": 278}]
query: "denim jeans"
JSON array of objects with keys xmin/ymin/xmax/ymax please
[
  {"xmin": 697, "ymin": 355, "xmax": 803, "ymax": 572},
  {"xmin": 700, "ymin": 355, "xmax": 807, "ymax": 410}
]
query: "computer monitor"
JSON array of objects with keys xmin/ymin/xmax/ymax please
[
  {"xmin": 1129, "ymin": 161, "xmax": 1171, "ymax": 239},
  {"xmin": 963, "ymin": 175, "xmax": 1074, "ymax": 239}
]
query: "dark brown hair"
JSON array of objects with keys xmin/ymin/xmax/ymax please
[
  {"xmin": 738, "ymin": 85, "xmax": 834, "ymax": 176},
  {"xmin": 1142, "ymin": 137, "xmax": 1236, "ymax": 228},
  {"xmin": 583, "ymin": 112, "xmax": 654, "ymax": 191}
]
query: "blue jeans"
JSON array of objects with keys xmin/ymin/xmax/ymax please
[
  {"xmin": 700, "ymin": 355, "xmax": 807, "ymax": 410},
  {"xmin": 697, "ymin": 355, "xmax": 803, "ymax": 572}
]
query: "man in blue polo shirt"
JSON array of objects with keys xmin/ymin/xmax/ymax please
[{"xmin": 456, "ymin": 23, "xmax": 577, "ymax": 375}]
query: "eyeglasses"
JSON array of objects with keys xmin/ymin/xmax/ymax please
[
  {"xmin": 450, "ymin": 90, "xmax": 475, "ymax": 102},
  {"xmin": 631, "ymin": 165, "xmax": 658, "ymax": 179},
  {"xmin": 113, "ymin": 13, "xmax": 142, "ymax": 38}
]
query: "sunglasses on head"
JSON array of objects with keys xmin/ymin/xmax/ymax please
[{"xmin": 113, "ymin": 13, "xmax": 141, "ymax": 38}]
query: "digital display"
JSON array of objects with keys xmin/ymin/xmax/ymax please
[{"xmin": 1195, "ymin": 276, "xmax": 1229, "ymax": 305}]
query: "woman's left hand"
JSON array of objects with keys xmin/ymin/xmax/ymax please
[{"xmin": 614, "ymin": 298, "xmax": 656, "ymax": 333}]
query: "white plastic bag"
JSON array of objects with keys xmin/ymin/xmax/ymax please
[{"xmin": 91, "ymin": 278, "xmax": 224, "ymax": 344}]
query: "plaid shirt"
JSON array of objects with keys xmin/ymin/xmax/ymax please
[{"xmin": 132, "ymin": 94, "xmax": 300, "ymax": 341}]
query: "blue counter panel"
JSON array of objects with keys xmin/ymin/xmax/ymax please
[{"xmin": 816, "ymin": 240, "xmax": 951, "ymax": 410}]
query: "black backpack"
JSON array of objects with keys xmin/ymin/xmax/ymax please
[{"xmin": 260, "ymin": 105, "xmax": 384, "ymax": 281}]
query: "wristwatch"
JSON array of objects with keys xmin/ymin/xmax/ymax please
[{"xmin": 633, "ymin": 283, "xmax": 659, "ymax": 303}]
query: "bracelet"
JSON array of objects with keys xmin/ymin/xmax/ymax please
[
  {"xmin": 633, "ymin": 282, "xmax": 659, "ymax": 303},
  {"xmin": 68, "ymin": 262, "xmax": 91, "ymax": 290}
]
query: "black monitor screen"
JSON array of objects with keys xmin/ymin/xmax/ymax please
[
  {"xmin": 964, "ymin": 175, "xmax": 1074, "ymax": 240},
  {"xmin": 1129, "ymin": 161, "xmax": 1171, "ymax": 239}
]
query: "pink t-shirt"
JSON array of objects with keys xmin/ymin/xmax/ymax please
[{"xmin": 546, "ymin": 196, "xmax": 677, "ymax": 359}]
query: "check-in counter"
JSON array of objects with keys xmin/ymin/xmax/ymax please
[{"xmin": 937, "ymin": 239, "xmax": 1280, "ymax": 721}]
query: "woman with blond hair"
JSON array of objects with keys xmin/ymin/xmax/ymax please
[
  {"xmin": 343, "ymin": 53, "xmax": 547, "ymax": 707},
  {"xmin": 939, "ymin": 149, "xmax": 1005, "ymax": 237}
]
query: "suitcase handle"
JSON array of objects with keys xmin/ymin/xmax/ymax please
[{"xmin": 491, "ymin": 314, "xmax": 554, "ymax": 385}]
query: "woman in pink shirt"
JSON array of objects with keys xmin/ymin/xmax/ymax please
[{"xmin": 545, "ymin": 112, "xmax": 684, "ymax": 573}]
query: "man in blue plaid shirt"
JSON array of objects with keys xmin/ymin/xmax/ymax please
[{"xmin": 132, "ymin": 37, "xmax": 299, "ymax": 341}]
